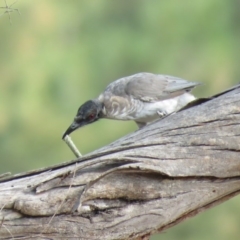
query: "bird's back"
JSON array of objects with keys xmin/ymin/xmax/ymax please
[{"xmin": 103, "ymin": 72, "xmax": 199, "ymax": 98}]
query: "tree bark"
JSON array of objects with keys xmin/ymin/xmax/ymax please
[{"xmin": 0, "ymin": 85, "xmax": 240, "ymax": 240}]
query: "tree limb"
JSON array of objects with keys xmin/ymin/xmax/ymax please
[{"xmin": 0, "ymin": 84, "xmax": 240, "ymax": 239}]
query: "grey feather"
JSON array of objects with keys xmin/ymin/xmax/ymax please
[
  {"xmin": 124, "ymin": 73, "xmax": 200, "ymax": 102},
  {"xmin": 97, "ymin": 72, "xmax": 200, "ymax": 124},
  {"xmin": 63, "ymin": 72, "xmax": 201, "ymax": 138}
]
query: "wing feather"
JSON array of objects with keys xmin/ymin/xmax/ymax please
[{"xmin": 125, "ymin": 72, "xmax": 200, "ymax": 102}]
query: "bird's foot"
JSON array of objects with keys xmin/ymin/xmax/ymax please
[{"xmin": 157, "ymin": 110, "xmax": 168, "ymax": 118}]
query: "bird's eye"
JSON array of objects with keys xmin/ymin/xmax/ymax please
[{"xmin": 87, "ymin": 113, "xmax": 95, "ymax": 120}]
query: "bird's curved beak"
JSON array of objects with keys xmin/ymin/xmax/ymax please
[{"xmin": 62, "ymin": 121, "xmax": 81, "ymax": 139}]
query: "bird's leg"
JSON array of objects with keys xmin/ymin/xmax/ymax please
[
  {"xmin": 135, "ymin": 121, "xmax": 147, "ymax": 129},
  {"xmin": 158, "ymin": 111, "xmax": 177, "ymax": 122},
  {"xmin": 157, "ymin": 110, "xmax": 168, "ymax": 118}
]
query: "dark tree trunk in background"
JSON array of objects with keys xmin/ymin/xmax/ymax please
[{"xmin": 0, "ymin": 85, "xmax": 240, "ymax": 240}]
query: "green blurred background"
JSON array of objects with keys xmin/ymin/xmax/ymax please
[{"xmin": 0, "ymin": 0, "xmax": 239, "ymax": 239}]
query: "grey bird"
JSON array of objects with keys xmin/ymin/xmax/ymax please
[{"xmin": 62, "ymin": 72, "xmax": 200, "ymax": 138}]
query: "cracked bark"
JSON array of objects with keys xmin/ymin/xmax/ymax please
[{"xmin": 0, "ymin": 84, "xmax": 240, "ymax": 240}]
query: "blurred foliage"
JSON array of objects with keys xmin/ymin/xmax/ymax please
[{"xmin": 0, "ymin": 0, "xmax": 239, "ymax": 239}]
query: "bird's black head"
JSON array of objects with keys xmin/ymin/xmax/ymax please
[{"xmin": 62, "ymin": 100, "xmax": 102, "ymax": 139}]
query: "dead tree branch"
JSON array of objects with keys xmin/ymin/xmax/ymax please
[{"xmin": 0, "ymin": 84, "xmax": 240, "ymax": 239}]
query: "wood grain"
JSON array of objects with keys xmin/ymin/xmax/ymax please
[{"xmin": 0, "ymin": 84, "xmax": 240, "ymax": 239}]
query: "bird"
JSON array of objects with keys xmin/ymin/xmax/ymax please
[{"xmin": 62, "ymin": 72, "xmax": 200, "ymax": 139}]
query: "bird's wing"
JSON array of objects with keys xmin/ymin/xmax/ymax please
[{"xmin": 124, "ymin": 72, "xmax": 200, "ymax": 102}]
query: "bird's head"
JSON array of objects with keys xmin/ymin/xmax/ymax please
[{"xmin": 62, "ymin": 100, "xmax": 102, "ymax": 139}]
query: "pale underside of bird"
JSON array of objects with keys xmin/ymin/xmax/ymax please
[{"xmin": 62, "ymin": 72, "xmax": 200, "ymax": 138}]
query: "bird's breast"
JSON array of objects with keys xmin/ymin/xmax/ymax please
[{"xmin": 100, "ymin": 95, "xmax": 143, "ymax": 120}]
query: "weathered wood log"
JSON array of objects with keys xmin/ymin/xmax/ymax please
[{"xmin": 0, "ymin": 85, "xmax": 240, "ymax": 240}]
